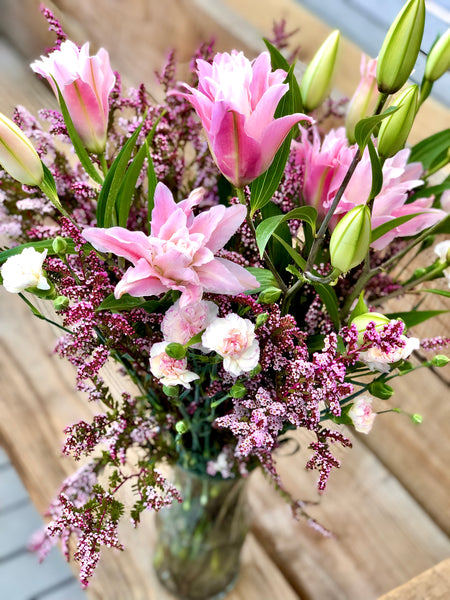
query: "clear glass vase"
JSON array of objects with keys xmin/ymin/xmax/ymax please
[{"xmin": 153, "ymin": 465, "xmax": 249, "ymax": 600}]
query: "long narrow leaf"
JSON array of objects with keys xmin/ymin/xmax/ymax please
[
  {"xmin": 272, "ymin": 233, "xmax": 307, "ymax": 270},
  {"xmin": 354, "ymin": 106, "xmax": 398, "ymax": 152},
  {"xmin": 244, "ymin": 267, "xmax": 279, "ymax": 294},
  {"xmin": 256, "ymin": 206, "xmax": 317, "ymax": 257},
  {"xmin": 409, "ymin": 129, "xmax": 450, "ymax": 169},
  {"xmin": 312, "ymin": 282, "xmax": 340, "ymax": 329},
  {"xmin": 52, "ymin": 78, "xmax": 103, "ymax": 185},
  {"xmin": 420, "ymin": 289, "xmax": 450, "ymax": 298},
  {"xmin": 367, "ymin": 139, "xmax": 383, "ymax": 200},
  {"xmin": 386, "ymin": 309, "xmax": 447, "ymax": 328},
  {"xmin": 146, "ymin": 142, "xmax": 157, "ymax": 233}
]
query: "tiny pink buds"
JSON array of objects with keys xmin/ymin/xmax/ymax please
[
  {"xmin": 300, "ymin": 30, "xmax": 340, "ymax": 112},
  {"xmin": 0, "ymin": 112, "xmax": 43, "ymax": 185},
  {"xmin": 177, "ymin": 50, "xmax": 311, "ymax": 188},
  {"xmin": 350, "ymin": 312, "xmax": 390, "ymax": 345},
  {"xmin": 31, "ymin": 41, "xmax": 115, "ymax": 154},
  {"xmin": 376, "ymin": 0, "xmax": 425, "ymax": 94}
]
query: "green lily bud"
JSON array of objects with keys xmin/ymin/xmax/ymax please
[
  {"xmin": 377, "ymin": 85, "xmax": 419, "ymax": 158},
  {"xmin": 376, "ymin": 0, "xmax": 425, "ymax": 94},
  {"xmin": 431, "ymin": 355, "xmax": 450, "ymax": 367},
  {"xmin": 164, "ymin": 342, "xmax": 186, "ymax": 359},
  {"xmin": 300, "ymin": 30, "xmax": 340, "ymax": 112},
  {"xmin": 53, "ymin": 295, "xmax": 70, "ymax": 311},
  {"xmin": 255, "ymin": 313, "xmax": 269, "ymax": 328},
  {"xmin": 351, "ymin": 311, "xmax": 390, "ymax": 345},
  {"xmin": 368, "ymin": 380, "xmax": 394, "ymax": 400},
  {"xmin": 52, "ymin": 236, "xmax": 68, "ymax": 255},
  {"xmin": 258, "ymin": 286, "xmax": 282, "ymax": 304},
  {"xmin": 230, "ymin": 382, "xmax": 247, "ymax": 399},
  {"xmin": 0, "ymin": 112, "xmax": 44, "ymax": 186},
  {"xmin": 425, "ymin": 30, "xmax": 450, "ymax": 82},
  {"xmin": 329, "ymin": 205, "xmax": 371, "ymax": 273},
  {"xmin": 175, "ymin": 420, "xmax": 189, "ymax": 435}
]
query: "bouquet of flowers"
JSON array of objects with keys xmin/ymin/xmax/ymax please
[{"xmin": 0, "ymin": 1, "xmax": 449, "ymax": 595}]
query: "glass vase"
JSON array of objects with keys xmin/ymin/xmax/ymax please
[{"xmin": 153, "ymin": 465, "xmax": 249, "ymax": 600}]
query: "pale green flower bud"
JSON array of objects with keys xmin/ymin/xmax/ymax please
[
  {"xmin": 300, "ymin": 30, "xmax": 340, "ymax": 112},
  {"xmin": 0, "ymin": 112, "xmax": 44, "ymax": 186},
  {"xmin": 175, "ymin": 420, "xmax": 189, "ymax": 435},
  {"xmin": 376, "ymin": 0, "xmax": 425, "ymax": 94},
  {"xmin": 329, "ymin": 205, "xmax": 371, "ymax": 273},
  {"xmin": 53, "ymin": 295, "xmax": 70, "ymax": 311},
  {"xmin": 258, "ymin": 286, "xmax": 282, "ymax": 304},
  {"xmin": 255, "ymin": 313, "xmax": 269, "ymax": 328},
  {"xmin": 425, "ymin": 30, "xmax": 450, "ymax": 82},
  {"xmin": 377, "ymin": 85, "xmax": 419, "ymax": 158},
  {"xmin": 351, "ymin": 312, "xmax": 390, "ymax": 345},
  {"xmin": 164, "ymin": 342, "xmax": 186, "ymax": 359},
  {"xmin": 52, "ymin": 236, "xmax": 68, "ymax": 255},
  {"xmin": 431, "ymin": 355, "xmax": 450, "ymax": 367},
  {"xmin": 230, "ymin": 382, "xmax": 247, "ymax": 399},
  {"xmin": 368, "ymin": 380, "xmax": 394, "ymax": 400}
]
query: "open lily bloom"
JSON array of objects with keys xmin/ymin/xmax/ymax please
[
  {"xmin": 177, "ymin": 50, "xmax": 312, "ymax": 188},
  {"xmin": 82, "ymin": 182, "xmax": 259, "ymax": 307}
]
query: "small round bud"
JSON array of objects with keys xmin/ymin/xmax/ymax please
[
  {"xmin": 53, "ymin": 295, "xmax": 70, "ymax": 311},
  {"xmin": 255, "ymin": 313, "xmax": 269, "ymax": 328},
  {"xmin": 175, "ymin": 420, "xmax": 189, "ymax": 435},
  {"xmin": 162, "ymin": 385, "xmax": 179, "ymax": 398},
  {"xmin": 431, "ymin": 354, "xmax": 450, "ymax": 367},
  {"xmin": 248, "ymin": 364, "xmax": 262, "ymax": 378},
  {"xmin": 368, "ymin": 380, "xmax": 394, "ymax": 400},
  {"xmin": 52, "ymin": 236, "xmax": 68, "ymax": 255},
  {"xmin": 258, "ymin": 286, "xmax": 282, "ymax": 304},
  {"xmin": 230, "ymin": 382, "xmax": 247, "ymax": 399},
  {"xmin": 164, "ymin": 342, "xmax": 186, "ymax": 359},
  {"xmin": 411, "ymin": 413, "xmax": 423, "ymax": 424}
]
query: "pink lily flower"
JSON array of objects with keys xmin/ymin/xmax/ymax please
[
  {"xmin": 82, "ymin": 182, "xmax": 259, "ymax": 307},
  {"xmin": 293, "ymin": 126, "xmax": 447, "ymax": 249},
  {"xmin": 31, "ymin": 41, "xmax": 115, "ymax": 154},
  {"xmin": 177, "ymin": 50, "xmax": 312, "ymax": 188}
]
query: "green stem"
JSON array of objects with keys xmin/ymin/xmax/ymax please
[{"xmin": 18, "ymin": 292, "xmax": 72, "ymax": 334}]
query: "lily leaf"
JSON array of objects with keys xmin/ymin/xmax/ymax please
[
  {"xmin": 354, "ymin": 105, "xmax": 398, "ymax": 152},
  {"xmin": 386, "ymin": 309, "xmax": 447, "ymax": 328},
  {"xmin": 256, "ymin": 206, "xmax": 317, "ymax": 257}
]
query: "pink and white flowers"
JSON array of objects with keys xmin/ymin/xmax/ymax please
[
  {"xmin": 1, "ymin": 248, "xmax": 50, "ymax": 293},
  {"xmin": 150, "ymin": 342, "xmax": 199, "ymax": 389},
  {"xmin": 31, "ymin": 41, "xmax": 115, "ymax": 154},
  {"xmin": 348, "ymin": 395, "xmax": 377, "ymax": 434},
  {"xmin": 178, "ymin": 50, "xmax": 311, "ymax": 187},
  {"xmin": 360, "ymin": 335, "xmax": 420, "ymax": 373},
  {"xmin": 202, "ymin": 313, "xmax": 260, "ymax": 376},
  {"xmin": 161, "ymin": 299, "xmax": 218, "ymax": 347},
  {"xmin": 82, "ymin": 182, "xmax": 258, "ymax": 307}
]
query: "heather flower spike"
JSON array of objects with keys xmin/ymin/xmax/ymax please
[
  {"xmin": 177, "ymin": 50, "xmax": 312, "ymax": 188},
  {"xmin": 31, "ymin": 40, "xmax": 115, "ymax": 154},
  {"xmin": 300, "ymin": 30, "xmax": 340, "ymax": 112},
  {"xmin": 82, "ymin": 182, "xmax": 259, "ymax": 306},
  {"xmin": 377, "ymin": 85, "xmax": 419, "ymax": 158},
  {"xmin": 376, "ymin": 0, "xmax": 425, "ymax": 94},
  {"xmin": 0, "ymin": 112, "xmax": 44, "ymax": 185}
]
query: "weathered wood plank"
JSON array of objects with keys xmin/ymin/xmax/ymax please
[{"xmin": 378, "ymin": 558, "xmax": 450, "ymax": 600}]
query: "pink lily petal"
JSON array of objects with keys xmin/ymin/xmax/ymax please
[
  {"xmin": 82, "ymin": 227, "xmax": 151, "ymax": 265},
  {"xmin": 114, "ymin": 259, "xmax": 168, "ymax": 298}
]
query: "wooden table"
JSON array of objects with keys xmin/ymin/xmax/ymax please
[{"xmin": 0, "ymin": 1, "xmax": 449, "ymax": 598}]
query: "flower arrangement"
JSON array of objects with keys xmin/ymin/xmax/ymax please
[{"xmin": 0, "ymin": 1, "xmax": 449, "ymax": 592}]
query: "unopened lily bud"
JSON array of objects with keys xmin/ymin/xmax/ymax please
[
  {"xmin": 346, "ymin": 55, "xmax": 379, "ymax": 144},
  {"xmin": 53, "ymin": 295, "xmax": 70, "ymax": 311},
  {"xmin": 52, "ymin": 236, "xmax": 68, "ymax": 255},
  {"xmin": 300, "ymin": 30, "xmax": 340, "ymax": 112},
  {"xmin": 258, "ymin": 286, "xmax": 282, "ymax": 304},
  {"xmin": 425, "ymin": 29, "xmax": 450, "ymax": 82},
  {"xmin": 368, "ymin": 380, "xmax": 394, "ymax": 400},
  {"xmin": 0, "ymin": 112, "xmax": 44, "ymax": 185},
  {"xmin": 329, "ymin": 205, "xmax": 371, "ymax": 273},
  {"xmin": 431, "ymin": 354, "xmax": 450, "ymax": 367},
  {"xmin": 230, "ymin": 382, "xmax": 247, "ymax": 399},
  {"xmin": 376, "ymin": 0, "xmax": 425, "ymax": 94},
  {"xmin": 351, "ymin": 311, "xmax": 390, "ymax": 345},
  {"xmin": 377, "ymin": 85, "xmax": 419, "ymax": 158},
  {"xmin": 164, "ymin": 342, "xmax": 186, "ymax": 360}
]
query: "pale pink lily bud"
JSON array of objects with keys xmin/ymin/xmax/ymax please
[
  {"xmin": 0, "ymin": 112, "xmax": 43, "ymax": 185},
  {"xmin": 31, "ymin": 40, "xmax": 115, "ymax": 154},
  {"xmin": 346, "ymin": 55, "xmax": 379, "ymax": 143},
  {"xmin": 177, "ymin": 50, "xmax": 312, "ymax": 188},
  {"xmin": 348, "ymin": 395, "xmax": 376, "ymax": 434}
]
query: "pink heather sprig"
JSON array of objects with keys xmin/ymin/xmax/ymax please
[
  {"xmin": 63, "ymin": 415, "xmax": 110, "ymax": 460},
  {"xmin": 420, "ymin": 336, "xmax": 450, "ymax": 350},
  {"xmin": 40, "ymin": 5, "xmax": 67, "ymax": 53}
]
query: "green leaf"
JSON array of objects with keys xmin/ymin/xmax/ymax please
[
  {"xmin": 96, "ymin": 293, "xmax": 165, "ymax": 313},
  {"xmin": 420, "ymin": 289, "xmax": 450, "ymax": 298},
  {"xmin": 244, "ymin": 267, "xmax": 279, "ymax": 294},
  {"xmin": 0, "ymin": 238, "xmax": 76, "ymax": 263},
  {"xmin": 371, "ymin": 212, "xmax": 425, "ymax": 243},
  {"xmin": 272, "ymin": 233, "xmax": 306, "ymax": 270},
  {"xmin": 96, "ymin": 120, "xmax": 146, "ymax": 228},
  {"xmin": 367, "ymin": 138, "xmax": 383, "ymax": 200},
  {"xmin": 146, "ymin": 142, "xmax": 157, "ymax": 233},
  {"xmin": 409, "ymin": 129, "xmax": 450, "ymax": 170},
  {"xmin": 312, "ymin": 282, "xmax": 340, "ymax": 329},
  {"xmin": 348, "ymin": 291, "xmax": 368, "ymax": 322},
  {"xmin": 52, "ymin": 78, "xmax": 103, "ymax": 185},
  {"xmin": 260, "ymin": 202, "xmax": 292, "ymax": 272},
  {"xmin": 327, "ymin": 403, "xmax": 354, "ymax": 425},
  {"xmin": 255, "ymin": 206, "xmax": 317, "ymax": 258},
  {"xmin": 386, "ymin": 310, "xmax": 447, "ymax": 328},
  {"xmin": 263, "ymin": 38, "xmax": 290, "ymax": 71},
  {"xmin": 431, "ymin": 214, "xmax": 450, "ymax": 235},
  {"xmin": 354, "ymin": 105, "xmax": 398, "ymax": 151},
  {"xmin": 116, "ymin": 116, "xmax": 162, "ymax": 228}
]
